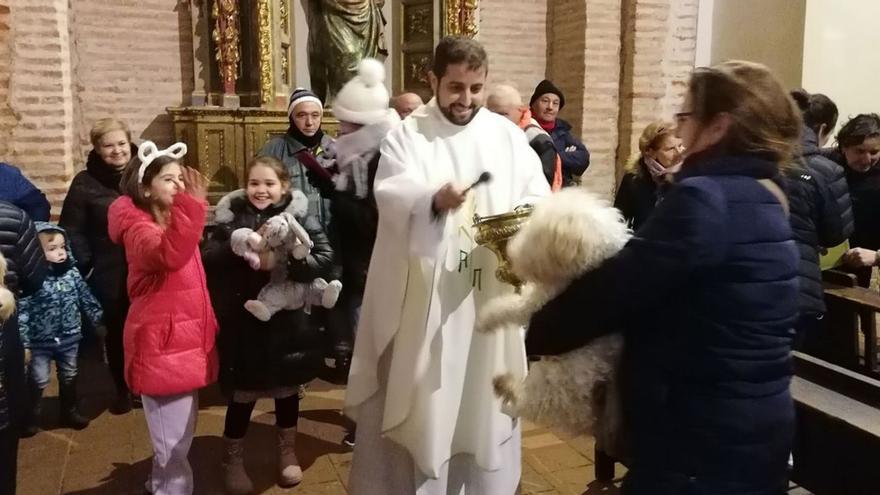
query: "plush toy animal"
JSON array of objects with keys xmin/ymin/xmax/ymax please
[
  {"xmin": 476, "ymin": 187, "xmax": 631, "ymax": 438},
  {"xmin": 215, "ymin": 189, "xmax": 343, "ymax": 322}
]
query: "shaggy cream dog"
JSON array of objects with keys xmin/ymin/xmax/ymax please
[{"xmin": 476, "ymin": 187, "xmax": 630, "ymax": 436}]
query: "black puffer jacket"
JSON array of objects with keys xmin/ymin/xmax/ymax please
[
  {"xmin": 202, "ymin": 190, "xmax": 335, "ymax": 393},
  {"xmin": 785, "ymin": 128, "xmax": 854, "ymax": 317},
  {"xmin": 0, "ymin": 201, "xmax": 47, "ymax": 432},
  {"xmin": 59, "ymin": 147, "xmax": 133, "ymax": 314},
  {"xmin": 308, "ymin": 153, "xmax": 380, "ymax": 295},
  {"xmin": 614, "ymin": 161, "xmax": 666, "ymax": 232}
]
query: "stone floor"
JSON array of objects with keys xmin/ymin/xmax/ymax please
[
  {"xmin": 16, "ymin": 352, "xmax": 814, "ymax": 494},
  {"xmin": 16, "ymin": 355, "xmax": 626, "ymax": 494}
]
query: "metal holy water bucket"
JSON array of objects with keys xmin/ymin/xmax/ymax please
[{"xmin": 472, "ymin": 206, "xmax": 533, "ymax": 288}]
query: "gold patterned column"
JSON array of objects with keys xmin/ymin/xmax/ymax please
[
  {"xmin": 443, "ymin": 0, "xmax": 479, "ymax": 38},
  {"xmin": 257, "ymin": 0, "xmax": 273, "ymax": 106},
  {"xmin": 212, "ymin": 0, "xmax": 241, "ymax": 107}
]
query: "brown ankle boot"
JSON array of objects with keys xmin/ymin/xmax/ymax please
[
  {"xmin": 222, "ymin": 436, "xmax": 253, "ymax": 494},
  {"xmin": 278, "ymin": 427, "xmax": 303, "ymax": 487}
]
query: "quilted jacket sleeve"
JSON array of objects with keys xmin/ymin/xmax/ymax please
[
  {"xmin": 810, "ymin": 157, "xmax": 854, "ymax": 247},
  {"xmin": 123, "ymin": 194, "xmax": 207, "ymax": 273},
  {"xmin": 13, "ymin": 210, "xmax": 47, "ymax": 297}
]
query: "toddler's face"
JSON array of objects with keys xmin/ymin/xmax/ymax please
[{"xmin": 39, "ymin": 233, "xmax": 67, "ymax": 264}]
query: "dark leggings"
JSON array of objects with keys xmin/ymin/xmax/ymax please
[
  {"xmin": 223, "ymin": 394, "xmax": 300, "ymax": 439},
  {"xmin": 103, "ymin": 303, "xmax": 129, "ymax": 395},
  {"xmin": 0, "ymin": 426, "xmax": 18, "ymax": 495}
]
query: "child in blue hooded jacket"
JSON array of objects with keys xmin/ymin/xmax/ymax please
[{"xmin": 18, "ymin": 222, "xmax": 103, "ymax": 435}]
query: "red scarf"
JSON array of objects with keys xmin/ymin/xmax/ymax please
[
  {"xmin": 537, "ymin": 118, "xmax": 556, "ymax": 132},
  {"xmin": 520, "ymin": 109, "xmax": 562, "ymax": 192}
]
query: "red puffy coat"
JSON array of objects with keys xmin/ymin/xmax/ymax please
[{"xmin": 108, "ymin": 193, "xmax": 218, "ymax": 396}]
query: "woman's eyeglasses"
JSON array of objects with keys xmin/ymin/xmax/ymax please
[{"xmin": 674, "ymin": 112, "xmax": 693, "ymax": 123}]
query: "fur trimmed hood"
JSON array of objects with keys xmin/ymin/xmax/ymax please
[{"xmin": 213, "ymin": 188, "xmax": 309, "ymax": 225}]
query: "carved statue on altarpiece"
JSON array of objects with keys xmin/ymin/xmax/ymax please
[{"xmin": 307, "ymin": 0, "xmax": 387, "ymax": 103}]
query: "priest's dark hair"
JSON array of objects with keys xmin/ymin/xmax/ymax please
[{"xmin": 432, "ymin": 36, "xmax": 488, "ymax": 78}]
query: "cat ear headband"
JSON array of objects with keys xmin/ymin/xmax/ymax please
[{"xmin": 137, "ymin": 140, "xmax": 188, "ymax": 182}]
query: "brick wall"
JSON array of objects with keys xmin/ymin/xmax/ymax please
[
  {"xmin": 546, "ymin": 0, "xmax": 588, "ymax": 139},
  {"xmin": 0, "ymin": 3, "xmax": 11, "ymax": 159},
  {"xmin": 0, "ymin": 0, "xmax": 193, "ymax": 215},
  {"xmin": 71, "ymin": 0, "xmax": 194, "ymax": 160},
  {"xmin": 477, "ymin": 0, "xmax": 548, "ymax": 100},
  {"xmin": 3, "ymin": 0, "xmax": 78, "ymax": 210},
  {"xmin": 578, "ymin": 0, "xmax": 624, "ymax": 198}
]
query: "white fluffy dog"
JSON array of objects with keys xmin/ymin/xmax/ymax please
[{"xmin": 476, "ymin": 187, "xmax": 630, "ymax": 437}]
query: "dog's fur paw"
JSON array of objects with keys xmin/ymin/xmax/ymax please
[
  {"xmin": 476, "ymin": 293, "xmax": 526, "ymax": 333},
  {"xmin": 493, "ymin": 373, "xmax": 521, "ymax": 414}
]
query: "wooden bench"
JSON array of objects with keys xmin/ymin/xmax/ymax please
[
  {"xmin": 595, "ymin": 353, "xmax": 880, "ymax": 493},
  {"xmin": 818, "ymin": 270, "xmax": 880, "ymax": 377},
  {"xmin": 790, "ymin": 351, "xmax": 880, "ymax": 494}
]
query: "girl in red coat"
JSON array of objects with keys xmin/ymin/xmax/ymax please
[{"xmin": 108, "ymin": 141, "xmax": 218, "ymax": 495}]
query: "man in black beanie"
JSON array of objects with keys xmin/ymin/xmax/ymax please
[{"xmin": 530, "ymin": 79, "xmax": 590, "ymax": 187}]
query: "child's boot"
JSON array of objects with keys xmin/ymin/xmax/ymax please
[
  {"xmin": 278, "ymin": 427, "xmax": 303, "ymax": 487},
  {"xmin": 59, "ymin": 377, "xmax": 90, "ymax": 429},
  {"xmin": 223, "ymin": 436, "xmax": 253, "ymax": 494}
]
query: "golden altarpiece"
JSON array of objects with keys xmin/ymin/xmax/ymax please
[{"xmin": 169, "ymin": 0, "xmax": 478, "ymax": 204}]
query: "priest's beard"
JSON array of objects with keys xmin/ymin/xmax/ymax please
[{"xmin": 437, "ymin": 97, "xmax": 479, "ymax": 126}]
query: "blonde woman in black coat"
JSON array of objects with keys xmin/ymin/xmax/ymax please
[
  {"xmin": 614, "ymin": 122, "xmax": 683, "ymax": 231},
  {"xmin": 60, "ymin": 118, "xmax": 137, "ymax": 414}
]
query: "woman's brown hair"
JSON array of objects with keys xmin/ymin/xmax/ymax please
[
  {"xmin": 90, "ymin": 118, "xmax": 131, "ymax": 148},
  {"xmin": 626, "ymin": 121, "xmax": 676, "ymax": 176},
  {"xmin": 120, "ymin": 154, "xmax": 181, "ymax": 212},
  {"xmin": 248, "ymin": 155, "xmax": 291, "ymax": 184},
  {"xmin": 687, "ymin": 60, "xmax": 801, "ymax": 166}
]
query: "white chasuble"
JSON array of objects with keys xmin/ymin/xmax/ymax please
[{"xmin": 345, "ymin": 98, "xmax": 551, "ymax": 481}]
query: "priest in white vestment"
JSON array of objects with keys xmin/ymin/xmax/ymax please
[{"xmin": 345, "ymin": 37, "xmax": 551, "ymax": 494}]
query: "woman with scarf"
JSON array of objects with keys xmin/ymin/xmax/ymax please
[
  {"xmin": 59, "ymin": 118, "xmax": 137, "ymax": 414},
  {"xmin": 614, "ymin": 122, "xmax": 683, "ymax": 231},
  {"xmin": 259, "ymin": 88, "xmax": 336, "ymax": 231},
  {"xmin": 527, "ymin": 61, "xmax": 801, "ymax": 494}
]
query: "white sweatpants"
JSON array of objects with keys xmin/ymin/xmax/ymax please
[{"xmin": 142, "ymin": 391, "xmax": 198, "ymax": 495}]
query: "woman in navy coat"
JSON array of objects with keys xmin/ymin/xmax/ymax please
[{"xmin": 527, "ymin": 61, "xmax": 801, "ymax": 495}]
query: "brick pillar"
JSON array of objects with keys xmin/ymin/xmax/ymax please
[
  {"xmin": 477, "ymin": 0, "xmax": 549, "ymax": 98},
  {"xmin": 546, "ymin": 0, "xmax": 588, "ymax": 143},
  {"xmin": 5, "ymin": 0, "xmax": 78, "ymax": 214},
  {"xmin": 615, "ymin": 0, "xmax": 699, "ymax": 186},
  {"xmin": 579, "ymin": 0, "xmax": 624, "ymax": 198},
  {"xmin": 0, "ymin": 2, "xmax": 13, "ymax": 159}
]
